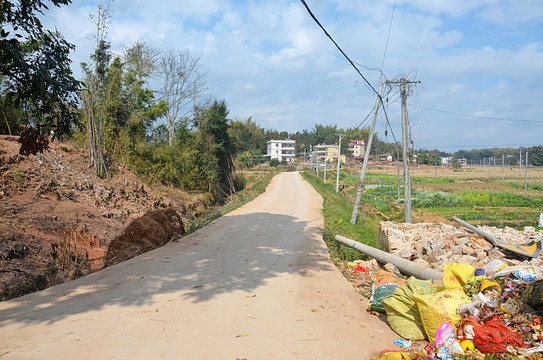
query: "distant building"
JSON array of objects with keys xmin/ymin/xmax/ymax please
[
  {"xmin": 459, "ymin": 158, "xmax": 467, "ymax": 166},
  {"xmin": 314, "ymin": 144, "xmax": 346, "ymax": 163},
  {"xmin": 441, "ymin": 157, "xmax": 453, "ymax": 166},
  {"xmin": 378, "ymin": 154, "xmax": 393, "ymax": 162},
  {"xmin": 348, "ymin": 140, "xmax": 365, "ymax": 158},
  {"xmin": 267, "ymin": 139, "xmax": 296, "ymax": 162}
]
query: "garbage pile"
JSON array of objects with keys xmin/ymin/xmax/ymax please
[{"xmin": 362, "ymin": 261, "xmax": 543, "ymax": 359}]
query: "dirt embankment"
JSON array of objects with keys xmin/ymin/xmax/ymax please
[{"xmin": 0, "ymin": 136, "xmax": 197, "ymax": 300}]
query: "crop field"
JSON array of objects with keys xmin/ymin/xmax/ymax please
[{"xmin": 309, "ymin": 163, "xmax": 543, "ymax": 229}]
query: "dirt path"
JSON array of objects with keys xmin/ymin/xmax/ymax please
[{"xmin": 0, "ymin": 172, "xmax": 398, "ymax": 359}]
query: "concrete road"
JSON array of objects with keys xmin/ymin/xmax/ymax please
[{"xmin": 0, "ymin": 172, "xmax": 398, "ymax": 359}]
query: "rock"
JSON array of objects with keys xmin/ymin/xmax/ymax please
[
  {"xmin": 452, "ymin": 245, "xmax": 463, "ymax": 255},
  {"xmin": 383, "ymin": 263, "xmax": 400, "ymax": 274},
  {"xmin": 458, "ymin": 237, "xmax": 470, "ymax": 245},
  {"xmin": 399, "ymin": 249, "xmax": 412, "ymax": 259},
  {"xmin": 462, "ymin": 245, "xmax": 477, "ymax": 257},
  {"xmin": 488, "ymin": 248, "xmax": 506, "ymax": 259}
]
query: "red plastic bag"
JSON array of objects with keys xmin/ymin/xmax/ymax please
[{"xmin": 473, "ymin": 319, "xmax": 525, "ymax": 353}]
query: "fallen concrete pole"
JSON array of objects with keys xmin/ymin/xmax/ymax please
[
  {"xmin": 334, "ymin": 234, "xmax": 442, "ymax": 280},
  {"xmin": 452, "ymin": 217, "xmax": 497, "ymax": 245}
]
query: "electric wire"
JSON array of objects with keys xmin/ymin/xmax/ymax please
[
  {"xmin": 299, "ymin": 0, "xmax": 379, "ymax": 97},
  {"xmin": 410, "ymin": 104, "xmax": 543, "ymax": 123},
  {"xmin": 381, "ymin": 0, "xmax": 397, "ymax": 71}
]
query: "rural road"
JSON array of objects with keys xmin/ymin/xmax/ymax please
[{"xmin": 0, "ymin": 172, "xmax": 398, "ymax": 359}]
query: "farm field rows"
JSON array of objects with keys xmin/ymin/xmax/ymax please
[{"xmin": 310, "ymin": 163, "xmax": 543, "ymax": 229}]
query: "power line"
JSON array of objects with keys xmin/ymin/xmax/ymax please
[
  {"xmin": 299, "ymin": 0, "xmax": 379, "ymax": 97},
  {"xmin": 411, "ymin": 104, "xmax": 543, "ymax": 123},
  {"xmin": 418, "ymin": 143, "xmax": 543, "ymax": 150},
  {"xmin": 381, "ymin": 0, "xmax": 397, "ymax": 71}
]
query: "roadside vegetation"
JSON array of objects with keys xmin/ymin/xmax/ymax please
[{"xmin": 302, "ymin": 163, "xmax": 543, "ymax": 266}]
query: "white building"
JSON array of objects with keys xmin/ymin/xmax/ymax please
[
  {"xmin": 441, "ymin": 157, "xmax": 453, "ymax": 166},
  {"xmin": 267, "ymin": 139, "xmax": 296, "ymax": 162}
]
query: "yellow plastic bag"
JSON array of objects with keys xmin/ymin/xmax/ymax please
[
  {"xmin": 413, "ymin": 287, "xmax": 470, "ymax": 342},
  {"xmin": 382, "ymin": 277, "xmax": 437, "ymax": 340},
  {"xmin": 442, "ymin": 263, "xmax": 476, "ymax": 290}
]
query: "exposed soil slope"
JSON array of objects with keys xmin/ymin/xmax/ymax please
[{"xmin": 0, "ymin": 136, "xmax": 194, "ymax": 299}]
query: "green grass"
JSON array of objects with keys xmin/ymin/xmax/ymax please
[
  {"xmin": 459, "ymin": 191, "xmax": 543, "ymax": 207},
  {"xmin": 301, "ymin": 171, "xmax": 382, "ymax": 264}
]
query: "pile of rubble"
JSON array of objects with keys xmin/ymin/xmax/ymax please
[{"xmin": 379, "ymin": 221, "xmax": 543, "ymax": 271}]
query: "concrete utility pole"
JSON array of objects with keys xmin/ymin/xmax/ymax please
[
  {"xmin": 525, "ymin": 150, "xmax": 529, "ymax": 190},
  {"xmin": 502, "ymin": 154, "xmax": 505, "ymax": 180},
  {"xmin": 351, "ymin": 83, "xmax": 383, "ymax": 225},
  {"xmin": 324, "ymin": 148, "xmax": 328, "ymax": 184},
  {"xmin": 336, "ymin": 134, "xmax": 345, "ymax": 193},
  {"xmin": 303, "ymin": 148, "xmax": 306, "ymax": 171},
  {"xmin": 520, "ymin": 149, "xmax": 522, "ymax": 177},
  {"xmin": 396, "ymin": 147, "xmax": 401, "ymax": 199},
  {"xmin": 493, "ymin": 157, "xmax": 496, "ymax": 177},
  {"xmin": 400, "ymin": 80, "xmax": 412, "ymax": 223}
]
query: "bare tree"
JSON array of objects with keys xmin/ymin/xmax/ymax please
[
  {"xmin": 81, "ymin": 2, "xmax": 113, "ymax": 178},
  {"xmin": 158, "ymin": 50, "xmax": 207, "ymax": 146}
]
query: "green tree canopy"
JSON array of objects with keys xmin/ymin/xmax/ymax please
[{"xmin": 1, "ymin": 0, "xmax": 80, "ymax": 137}]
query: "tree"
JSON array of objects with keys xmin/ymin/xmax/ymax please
[
  {"xmin": 158, "ymin": 49, "xmax": 207, "ymax": 146},
  {"xmin": 229, "ymin": 117, "xmax": 266, "ymax": 155},
  {"xmin": 80, "ymin": 2, "xmax": 113, "ymax": 177},
  {"xmin": 1, "ymin": 0, "xmax": 80, "ymax": 138}
]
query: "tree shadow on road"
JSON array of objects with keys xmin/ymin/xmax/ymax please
[{"xmin": 0, "ymin": 211, "xmax": 334, "ymax": 326}]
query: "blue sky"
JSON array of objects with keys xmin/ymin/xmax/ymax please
[{"xmin": 43, "ymin": 0, "xmax": 543, "ymax": 151}]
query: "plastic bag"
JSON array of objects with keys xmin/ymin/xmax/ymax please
[
  {"xmin": 442, "ymin": 263, "xmax": 476, "ymax": 290},
  {"xmin": 413, "ymin": 287, "xmax": 470, "ymax": 342},
  {"xmin": 368, "ymin": 270, "xmax": 406, "ymax": 313},
  {"xmin": 523, "ymin": 279, "xmax": 543, "ymax": 313},
  {"xmin": 382, "ymin": 277, "xmax": 437, "ymax": 340},
  {"xmin": 472, "ymin": 319, "xmax": 524, "ymax": 353}
]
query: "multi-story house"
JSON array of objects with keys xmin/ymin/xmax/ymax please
[
  {"xmin": 348, "ymin": 140, "xmax": 365, "ymax": 158},
  {"xmin": 267, "ymin": 140, "xmax": 296, "ymax": 162}
]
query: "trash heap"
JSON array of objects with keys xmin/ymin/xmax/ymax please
[
  {"xmin": 339, "ymin": 219, "xmax": 543, "ymax": 359},
  {"xmin": 366, "ymin": 261, "xmax": 543, "ymax": 359}
]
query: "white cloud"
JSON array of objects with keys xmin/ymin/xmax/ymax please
[{"xmin": 38, "ymin": 0, "xmax": 543, "ymax": 149}]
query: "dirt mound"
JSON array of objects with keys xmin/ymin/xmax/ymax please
[
  {"xmin": 0, "ymin": 136, "xmax": 206, "ymax": 300},
  {"xmin": 105, "ymin": 209, "xmax": 185, "ymax": 267}
]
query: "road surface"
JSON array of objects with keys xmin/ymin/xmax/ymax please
[{"xmin": 0, "ymin": 172, "xmax": 398, "ymax": 359}]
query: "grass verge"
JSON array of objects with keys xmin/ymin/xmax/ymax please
[
  {"xmin": 185, "ymin": 170, "xmax": 278, "ymax": 234},
  {"xmin": 301, "ymin": 171, "xmax": 383, "ymax": 265}
]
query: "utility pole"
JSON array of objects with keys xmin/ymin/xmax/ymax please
[
  {"xmin": 519, "ymin": 149, "xmax": 522, "ymax": 177},
  {"xmin": 351, "ymin": 83, "xmax": 383, "ymax": 225},
  {"xmin": 396, "ymin": 146, "xmax": 401, "ymax": 199},
  {"xmin": 502, "ymin": 154, "xmax": 505, "ymax": 180},
  {"xmin": 525, "ymin": 150, "xmax": 529, "ymax": 190},
  {"xmin": 324, "ymin": 148, "xmax": 328, "ymax": 184},
  {"xmin": 316, "ymin": 149, "xmax": 319, "ymax": 178},
  {"xmin": 493, "ymin": 157, "xmax": 496, "ymax": 177},
  {"xmin": 400, "ymin": 79, "xmax": 412, "ymax": 223},
  {"xmin": 303, "ymin": 148, "xmax": 306, "ymax": 171},
  {"xmin": 336, "ymin": 134, "xmax": 345, "ymax": 193}
]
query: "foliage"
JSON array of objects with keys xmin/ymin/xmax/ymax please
[
  {"xmin": 0, "ymin": 0, "xmax": 80, "ymax": 137},
  {"xmin": 412, "ymin": 191, "xmax": 463, "ymax": 208},
  {"xmin": 229, "ymin": 117, "xmax": 266, "ymax": 155},
  {"xmin": 269, "ymin": 158, "xmax": 280, "ymax": 167},
  {"xmin": 302, "ymin": 172, "xmax": 382, "ymax": 263}
]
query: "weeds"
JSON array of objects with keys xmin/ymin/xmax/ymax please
[{"xmin": 301, "ymin": 172, "xmax": 382, "ymax": 264}]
